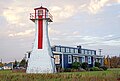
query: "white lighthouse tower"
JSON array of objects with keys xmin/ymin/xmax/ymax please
[{"xmin": 26, "ymin": 6, "xmax": 56, "ymax": 73}]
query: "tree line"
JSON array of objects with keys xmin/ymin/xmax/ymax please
[{"xmin": 104, "ymin": 55, "xmax": 120, "ymax": 68}]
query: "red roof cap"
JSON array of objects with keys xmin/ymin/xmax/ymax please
[{"xmin": 34, "ymin": 6, "xmax": 49, "ymax": 11}]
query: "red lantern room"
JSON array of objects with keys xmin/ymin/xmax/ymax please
[{"xmin": 30, "ymin": 6, "xmax": 53, "ymax": 22}]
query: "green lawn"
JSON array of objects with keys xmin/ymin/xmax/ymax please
[{"xmin": 0, "ymin": 68, "xmax": 120, "ymax": 81}]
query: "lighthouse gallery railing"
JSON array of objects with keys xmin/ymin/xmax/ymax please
[{"xmin": 30, "ymin": 13, "xmax": 53, "ymax": 22}]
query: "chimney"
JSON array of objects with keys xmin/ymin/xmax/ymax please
[{"xmin": 77, "ymin": 45, "xmax": 81, "ymax": 53}]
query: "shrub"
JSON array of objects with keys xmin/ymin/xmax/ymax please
[
  {"xmin": 95, "ymin": 62, "xmax": 101, "ymax": 68},
  {"xmin": 90, "ymin": 67, "xmax": 101, "ymax": 71},
  {"xmin": 100, "ymin": 66, "xmax": 108, "ymax": 71},
  {"xmin": 81, "ymin": 62, "xmax": 88, "ymax": 70},
  {"xmin": 72, "ymin": 62, "xmax": 81, "ymax": 69}
]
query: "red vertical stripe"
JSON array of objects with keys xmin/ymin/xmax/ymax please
[{"xmin": 38, "ymin": 15, "xmax": 43, "ymax": 49}]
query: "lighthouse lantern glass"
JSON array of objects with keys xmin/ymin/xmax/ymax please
[
  {"xmin": 35, "ymin": 9, "xmax": 47, "ymax": 19},
  {"xmin": 38, "ymin": 10, "xmax": 43, "ymax": 16},
  {"xmin": 30, "ymin": 7, "xmax": 52, "ymax": 22}
]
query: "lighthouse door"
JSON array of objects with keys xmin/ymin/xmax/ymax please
[{"xmin": 38, "ymin": 10, "xmax": 43, "ymax": 49}]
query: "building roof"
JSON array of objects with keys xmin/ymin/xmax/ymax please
[{"xmin": 52, "ymin": 45, "xmax": 96, "ymax": 51}]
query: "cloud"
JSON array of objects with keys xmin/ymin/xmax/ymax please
[
  {"xmin": 78, "ymin": 35, "xmax": 120, "ymax": 46},
  {"xmin": 8, "ymin": 29, "xmax": 35, "ymax": 37},
  {"xmin": 51, "ymin": 34, "xmax": 120, "ymax": 46},
  {"xmin": 88, "ymin": 0, "xmax": 109, "ymax": 14},
  {"xmin": 79, "ymin": 4, "xmax": 87, "ymax": 8},
  {"xmin": 48, "ymin": 27, "xmax": 60, "ymax": 35},
  {"xmin": 3, "ymin": 7, "xmax": 23, "ymax": 24},
  {"xmin": 72, "ymin": 31, "xmax": 80, "ymax": 35},
  {"xmin": 50, "ymin": 5, "xmax": 76, "ymax": 22},
  {"xmin": 2, "ymin": 1, "xmax": 32, "ymax": 25},
  {"xmin": 118, "ymin": 0, "xmax": 120, "ymax": 3},
  {"xmin": 118, "ymin": 14, "xmax": 120, "ymax": 18},
  {"xmin": 103, "ymin": 40, "xmax": 120, "ymax": 46}
]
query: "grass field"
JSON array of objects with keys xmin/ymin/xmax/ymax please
[{"xmin": 0, "ymin": 68, "xmax": 120, "ymax": 81}]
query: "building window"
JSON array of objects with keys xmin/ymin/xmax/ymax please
[
  {"xmin": 92, "ymin": 51, "xmax": 95, "ymax": 55},
  {"xmin": 73, "ymin": 57, "xmax": 79, "ymax": 62},
  {"xmin": 88, "ymin": 56, "xmax": 91, "ymax": 64},
  {"xmin": 68, "ymin": 55, "xmax": 72, "ymax": 64},
  {"xmin": 81, "ymin": 50, "xmax": 84, "ymax": 54},
  {"xmin": 82, "ymin": 56, "xmax": 85, "ymax": 63},
  {"xmin": 61, "ymin": 47, "xmax": 65, "ymax": 52},
  {"xmin": 66, "ymin": 48, "xmax": 70, "ymax": 53},
  {"xmin": 85, "ymin": 50, "xmax": 87, "ymax": 54},
  {"xmin": 88, "ymin": 51, "xmax": 91, "ymax": 55},
  {"xmin": 75, "ymin": 49, "xmax": 78, "ymax": 53},
  {"xmin": 90, "ymin": 51, "xmax": 92, "ymax": 55},
  {"xmin": 56, "ymin": 47, "xmax": 60, "ymax": 52},
  {"xmin": 94, "ymin": 51, "xmax": 96, "ymax": 55},
  {"xmin": 54, "ymin": 55, "xmax": 60, "ymax": 64},
  {"xmin": 70, "ymin": 49, "xmax": 74, "ymax": 53}
]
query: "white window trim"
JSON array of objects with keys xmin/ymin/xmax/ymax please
[
  {"xmin": 82, "ymin": 56, "xmax": 85, "ymax": 63},
  {"xmin": 88, "ymin": 56, "xmax": 91, "ymax": 64},
  {"xmin": 68, "ymin": 55, "xmax": 72, "ymax": 64}
]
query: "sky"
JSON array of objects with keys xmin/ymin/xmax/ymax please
[{"xmin": 0, "ymin": 0, "xmax": 120, "ymax": 62}]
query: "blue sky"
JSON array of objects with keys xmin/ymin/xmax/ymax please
[{"xmin": 0, "ymin": 0, "xmax": 120, "ymax": 62}]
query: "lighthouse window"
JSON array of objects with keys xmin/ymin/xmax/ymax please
[{"xmin": 38, "ymin": 10, "xmax": 43, "ymax": 16}]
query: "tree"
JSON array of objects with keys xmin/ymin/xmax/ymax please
[
  {"xmin": 81, "ymin": 62, "xmax": 88, "ymax": 70},
  {"xmin": 19, "ymin": 58, "xmax": 27, "ymax": 68},
  {"xmin": 0, "ymin": 62, "xmax": 3, "ymax": 67},
  {"xmin": 13, "ymin": 60, "xmax": 18, "ymax": 68},
  {"xmin": 110, "ymin": 56, "xmax": 119, "ymax": 68},
  {"xmin": 104, "ymin": 55, "xmax": 110, "ymax": 68}
]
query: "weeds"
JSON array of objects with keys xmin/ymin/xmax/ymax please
[{"xmin": 0, "ymin": 68, "xmax": 120, "ymax": 81}]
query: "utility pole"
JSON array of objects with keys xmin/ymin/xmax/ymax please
[
  {"xmin": 99, "ymin": 49, "xmax": 102, "ymax": 55},
  {"xmin": 1, "ymin": 59, "xmax": 2, "ymax": 63}
]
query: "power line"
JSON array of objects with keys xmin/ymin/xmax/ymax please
[{"xmin": 79, "ymin": 36, "xmax": 120, "ymax": 45}]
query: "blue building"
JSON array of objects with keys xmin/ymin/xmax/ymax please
[{"xmin": 52, "ymin": 45, "xmax": 103, "ymax": 69}]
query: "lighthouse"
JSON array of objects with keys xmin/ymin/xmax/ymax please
[{"xmin": 26, "ymin": 6, "xmax": 56, "ymax": 73}]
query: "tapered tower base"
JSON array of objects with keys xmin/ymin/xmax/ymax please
[{"xmin": 26, "ymin": 6, "xmax": 56, "ymax": 73}]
